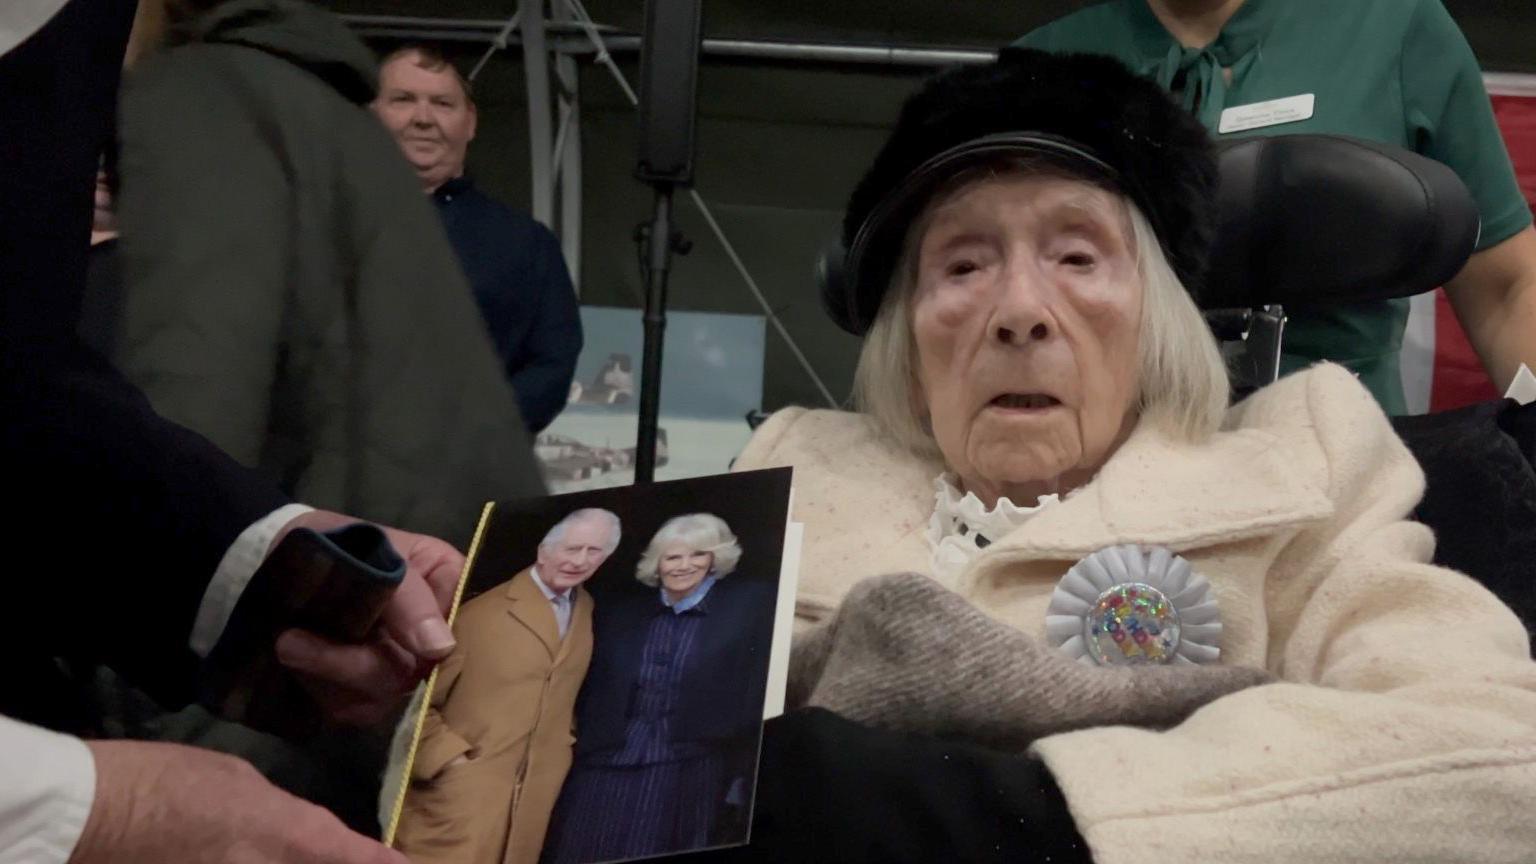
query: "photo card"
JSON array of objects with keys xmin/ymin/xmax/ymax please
[{"xmin": 384, "ymin": 467, "xmax": 794, "ymax": 864}]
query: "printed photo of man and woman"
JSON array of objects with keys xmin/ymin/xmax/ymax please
[{"xmin": 387, "ymin": 468, "xmax": 792, "ymax": 864}]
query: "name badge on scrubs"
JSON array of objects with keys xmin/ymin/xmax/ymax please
[{"xmin": 1218, "ymin": 93, "xmax": 1315, "ymax": 134}]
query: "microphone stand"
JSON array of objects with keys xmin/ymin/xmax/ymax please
[
  {"xmin": 634, "ymin": 185, "xmax": 689, "ymax": 484},
  {"xmin": 629, "ymin": 0, "xmax": 702, "ymax": 484}
]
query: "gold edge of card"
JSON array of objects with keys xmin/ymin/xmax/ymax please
[{"xmin": 383, "ymin": 499, "xmax": 499, "ymax": 846}]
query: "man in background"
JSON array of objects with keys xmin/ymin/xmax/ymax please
[
  {"xmin": 112, "ymin": 0, "xmax": 543, "ymax": 548},
  {"xmin": 374, "ymin": 45, "xmax": 582, "ymax": 434}
]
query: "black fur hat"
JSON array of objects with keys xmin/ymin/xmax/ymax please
[{"xmin": 824, "ymin": 47, "xmax": 1218, "ymax": 335}]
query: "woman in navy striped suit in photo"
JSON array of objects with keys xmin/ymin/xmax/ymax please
[{"xmin": 543, "ymin": 513, "xmax": 775, "ymax": 864}]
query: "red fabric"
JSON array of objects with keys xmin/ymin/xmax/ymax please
[
  {"xmin": 1429, "ymin": 287, "xmax": 1499, "ymax": 411},
  {"xmin": 1427, "ymin": 92, "xmax": 1536, "ymax": 411}
]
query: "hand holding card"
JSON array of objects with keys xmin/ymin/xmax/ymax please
[
  {"xmin": 384, "ymin": 469, "xmax": 794, "ymax": 864},
  {"xmin": 202, "ymin": 513, "xmax": 464, "ymax": 737},
  {"xmin": 274, "ymin": 515, "xmax": 466, "ymax": 728}
]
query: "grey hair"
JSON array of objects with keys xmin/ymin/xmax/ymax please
[
  {"xmin": 853, "ymin": 164, "xmax": 1228, "ymax": 460},
  {"xmin": 634, "ymin": 513, "xmax": 743, "ymax": 588},
  {"xmin": 540, "ymin": 508, "xmax": 622, "ymax": 556}
]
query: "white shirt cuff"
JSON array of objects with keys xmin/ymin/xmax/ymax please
[
  {"xmin": 0, "ymin": 716, "xmax": 95, "ymax": 864},
  {"xmin": 0, "ymin": 0, "xmax": 69, "ymax": 57},
  {"xmin": 189, "ymin": 503, "xmax": 315, "ymax": 658}
]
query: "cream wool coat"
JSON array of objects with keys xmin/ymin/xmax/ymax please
[{"xmin": 734, "ymin": 364, "xmax": 1536, "ymax": 863}]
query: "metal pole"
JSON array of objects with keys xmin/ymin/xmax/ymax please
[
  {"xmin": 560, "ymin": 0, "xmax": 640, "ymax": 103},
  {"xmin": 465, "ymin": 10, "xmax": 520, "ymax": 81},
  {"xmin": 349, "ymin": 15, "xmax": 1536, "ymax": 84},
  {"xmin": 559, "ymin": 0, "xmax": 838, "ymax": 409},
  {"xmin": 343, "ymin": 14, "xmax": 996, "ymax": 68},
  {"xmin": 361, "ymin": 3, "xmax": 843, "ymax": 408},
  {"xmin": 520, "ymin": 0, "xmax": 554, "ymax": 226},
  {"xmin": 555, "ymin": 48, "xmax": 583, "ymax": 292},
  {"xmin": 634, "ymin": 187, "xmax": 675, "ymax": 483},
  {"xmin": 684, "ymin": 187, "xmax": 838, "ymax": 408},
  {"xmin": 475, "ymin": 2, "xmax": 581, "ymax": 285}
]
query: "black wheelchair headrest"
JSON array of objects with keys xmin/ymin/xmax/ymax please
[
  {"xmin": 1204, "ymin": 135, "xmax": 1480, "ymax": 309},
  {"xmin": 817, "ymin": 134, "xmax": 1481, "ymax": 323}
]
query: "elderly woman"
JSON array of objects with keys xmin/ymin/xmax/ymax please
[
  {"xmin": 542, "ymin": 514, "xmax": 775, "ymax": 864},
  {"xmin": 728, "ymin": 48, "xmax": 1536, "ymax": 863}
]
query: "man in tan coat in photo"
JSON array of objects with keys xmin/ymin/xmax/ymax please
[{"xmin": 394, "ymin": 508, "xmax": 622, "ymax": 864}]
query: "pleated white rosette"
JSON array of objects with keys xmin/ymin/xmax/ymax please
[{"xmin": 1045, "ymin": 544, "xmax": 1222, "ymax": 666}]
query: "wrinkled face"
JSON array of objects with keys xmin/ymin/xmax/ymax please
[
  {"xmin": 373, "ymin": 53, "xmax": 477, "ymax": 186},
  {"xmin": 909, "ymin": 173, "xmax": 1143, "ymax": 499},
  {"xmin": 657, "ymin": 545, "xmax": 714, "ymax": 599},
  {"xmin": 536, "ymin": 517, "xmax": 614, "ymax": 592}
]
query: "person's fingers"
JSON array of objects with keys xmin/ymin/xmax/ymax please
[
  {"xmin": 275, "ymin": 629, "xmax": 422, "ymax": 723},
  {"xmin": 275, "ymin": 628, "xmax": 418, "ymax": 684},
  {"xmin": 302, "ymin": 807, "xmax": 410, "ymax": 864},
  {"xmin": 378, "ymin": 569, "xmax": 456, "ymax": 661},
  {"xmin": 370, "ymin": 848, "xmax": 411, "ymax": 864},
  {"xmin": 418, "ymin": 549, "xmax": 464, "ymax": 613},
  {"xmin": 75, "ymin": 740, "xmax": 413, "ymax": 864},
  {"xmin": 379, "ymin": 526, "xmax": 464, "ymax": 615},
  {"xmin": 293, "ymin": 803, "xmax": 410, "ymax": 864},
  {"xmin": 264, "ymin": 513, "xmax": 452, "ymax": 659}
]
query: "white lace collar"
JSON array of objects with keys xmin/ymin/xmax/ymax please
[{"xmin": 926, "ymin": 473, "xmax": 1060, "ymax": 581}]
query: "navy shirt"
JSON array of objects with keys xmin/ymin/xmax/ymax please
[{"xmin": 432, "ymin": 176, "xmax": 582, "ymax": 432}]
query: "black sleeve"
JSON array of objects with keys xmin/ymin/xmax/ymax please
[
  {"xmin": 506, "ymin": 224, "xmax": 582, "ymax": 433},
  {"xmin": 687, "ymin": 708, "xmax": 1094, "ymax": 864},
  {"xmin": 1, "ymin": 0, "xmax": 290, "ymax": 714},
  {"xmin": 1391, "ymin": 400, "xmax": 1536, "ymax": 646},
  {"xmin": 5, "ymin": 351, "xmax": 289, "ymax": 684}
]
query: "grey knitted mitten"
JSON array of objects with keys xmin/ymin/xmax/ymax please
[{"xmin": 789, "ymin": 572, "xmax": 1272, "ymax": 751}]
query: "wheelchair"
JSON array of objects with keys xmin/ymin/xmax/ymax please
[{"xmin": 1201, "ymin": 134, "xmax": 1533, "ymax": 645}]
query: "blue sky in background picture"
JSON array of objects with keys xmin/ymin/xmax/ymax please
[{"xmin": 563, "ymin": 306, "xmax": 766, "ymax": 421}]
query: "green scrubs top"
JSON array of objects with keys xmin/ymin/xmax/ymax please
[{"xmin": 1017, "ymin": 0, "xmax": 1532, "ymax": 414}]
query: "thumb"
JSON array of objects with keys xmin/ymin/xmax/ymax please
[
  {"xmin": 361, "ymin": 843, "xmax": 411, "ymax": 864},
  {"xmin": 381, "ymin": 570, "xmax": 456, "ymax": 661}
]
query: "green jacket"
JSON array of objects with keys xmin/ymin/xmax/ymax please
[{"xmin": 115, "ymin": 0, "xmax": 544, "ymax": 546}]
